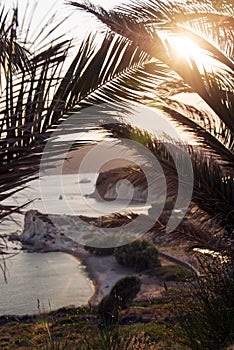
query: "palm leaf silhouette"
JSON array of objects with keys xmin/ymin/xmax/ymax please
[
  {"xmin": 67, "ymin": 0, "xmax": 234, "ymax": 254},
  {"xmin": 0, "ymin": 0, "xmax": 233, "ymax": 262}
]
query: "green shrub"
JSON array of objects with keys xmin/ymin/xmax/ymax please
[
  {"xmin": 114, "ymin": 239, "xmax": 161, "ymax": 272},
  {"xmin": 153, "ymin": 265, "xmax": 195, "ymax": 281},
  {"xmin": 110, "ymin": 275, "xmax": 141, "ymax": 306},
  {"xmin": 98, "ymin": 276, "xmax": 141, "ymax": 324}
]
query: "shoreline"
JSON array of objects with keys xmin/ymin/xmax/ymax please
[
  {"xmin": 60, "ymin": 247, "xmax": 199, "ymax": 306},
  {"xmin": 16, "ymin": 244, "xmax": 199, "ymax": 309},
  {"xmin": 60, "ymin": 247, "xmax": 102, "ymax": 305},
  {"xmin": 60, "ymin": 246, "xmax": 144, "ymax": 305},
  {"xmin": 12, "ymin": 206, "xmax": 199, "ymax": 314},
  {"xmin": 1, "ymin": 245, "xmax": 198, "ymax": 319},
  {"xmin": 58, "ymin": 246, "xmax": 195, "ymax": 306}
]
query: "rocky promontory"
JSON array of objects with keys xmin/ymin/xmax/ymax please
[{"xmin": 17, "ymin": 210, "xmax": 80, "ymax": 252}]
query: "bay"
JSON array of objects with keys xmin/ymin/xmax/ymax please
[
  {"xmin": 0, "ymin": 252, "xmax": 93, "ymax": 315},
  {"xmin": 1, "ymin": 174, "xmax": 148, "ymax": 315}
]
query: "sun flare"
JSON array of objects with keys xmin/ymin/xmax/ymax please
[
  {"xmin": 171, "ymin": 36, "xmax": 201, "ymax": 60},
  {"xmin": 166, "ymin": 35, "xmax": 213, "ymax": 72}
]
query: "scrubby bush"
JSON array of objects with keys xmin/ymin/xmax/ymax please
[
  {"xmin": 174, "ymin": 258, "xmax": 234, "ymax": 350},
  {"xmin": 110, "ymin": 275, "xmax": 141, "ymax": 305},
  {"xmin": 114, "ymin": 239, "xmax": 161, "ymax": 272},
  {"xmin": 98, "ymin": 276, "xmax": 141, "ymax": 324}
]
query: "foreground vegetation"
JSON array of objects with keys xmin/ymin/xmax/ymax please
[
  {"xmin": 0, "ymin": 302, "xmax": 183, "ymax": 350},
  {"xmin": 0, "ymin": 256, "xmax": 233, "ymax": 350}
]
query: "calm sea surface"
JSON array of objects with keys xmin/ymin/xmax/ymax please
[
  {"xmin": 0, "ymin": 174, "xmax": 148, "ymax": 315},
  {"xmin": 0, "ymin": 252, "xmax": 93, "ymax": 315}
]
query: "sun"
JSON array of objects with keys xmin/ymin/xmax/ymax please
[
  {"xmin": 165, "ymin": 34, "xmax": 213, "ymax": 72},
  {"xmin": 171, "ymin": 36, "xmax": 201, "ymax": 60}
]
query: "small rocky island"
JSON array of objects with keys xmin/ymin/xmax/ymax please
[{"xmin": 90, "ymin": 166, "xmax": 148, "ymax": 202}]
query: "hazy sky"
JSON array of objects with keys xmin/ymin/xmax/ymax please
[
  {"xmin": 2, "ymin": 0, "xmax": 199, "ymax": 141},
  {"xmin": 3, "ymin": 0, "xmax": 126, "ymax": 42}
]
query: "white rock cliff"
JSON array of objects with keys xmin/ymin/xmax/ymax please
[{"xmin": 19, "ymin": 210, "xmax": 79, "ymax": 252}]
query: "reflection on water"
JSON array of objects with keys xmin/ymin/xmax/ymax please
[
  {"xmin": 0, "ymin": 252, "xmax": 93, "ymax": 315},
  {"xmin": 10, "ymin": 173, "xmax": 149, "ymax": 216}
]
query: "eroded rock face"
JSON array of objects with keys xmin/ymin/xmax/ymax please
[
  {"xmin": 90, "ymin": 166, "xmax": 164, "ymax": 203},
  {"xmin": 90, "ymin": 167, "xmax": 148, "ymax": 202},
  {"xmin": 19, "ymin": 210, "xmax": 79, "ymax": 252},
  {"xmin": 20, "ymin": 210, "xmax": 56, "ymax": 243}
]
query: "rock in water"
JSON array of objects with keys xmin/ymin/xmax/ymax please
[{"xmin": 90, "ymin": 166, "xmax": 149, "ymax": 202}]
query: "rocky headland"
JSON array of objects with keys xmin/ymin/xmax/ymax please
[
  {"xmin": 10, "ymin": 210, "xmax": 192, "ymax": 306},
  {"xmin": 9, "ymin": 209, "xmax": 199, "ymax": 309}
]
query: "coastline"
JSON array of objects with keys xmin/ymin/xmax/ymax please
[
  {"xmin": 15, "ymin": 209, "xmax": 199, "ymax": 311},
  {"xmin": 59, "ymin": 247, "xmax": 199, "ymax": 306},
  {"xmin": 2, "ymin": 243, "xmax": 198, "ymax": 318},
  {"xmin": 60, "ymin": 246, "xmax": 143, "ymax": 305},
  {"xmin": 60, "ymin": 247, "xmax": 103, "ymax": 305},
  {"xmin": 58, "ymin": 247, "xmax": 185, "ymax": 306},
  {"xmin": 13, "ymin": 209, "xmax": 167, "ymax": 308}
]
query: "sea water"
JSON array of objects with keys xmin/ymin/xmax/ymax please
[
  {"xmin": 0, "ymin": 252, "xmax": 93, "ymax": 315},
  {"xmin": 0, "ymin": 174, "xmax": 148, "ymax": 315}
]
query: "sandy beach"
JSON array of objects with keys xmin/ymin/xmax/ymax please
[
  {"xmin": 61, "ymin": 246, "xmax": 174, "ymax": 306},
  {"xmin": 17, "ymin": 209, "xmax": 198, "ymax": 309}
]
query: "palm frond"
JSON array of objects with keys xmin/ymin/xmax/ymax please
[
  {"xmin": 0, "ymin": 6, "xmax": 30, "ymax": 90},
  {"xmin": 57, "ymin": 28, "xmax": 234, "ymax": 171},
  {"xmin": 102, "ymin": 122, "xmax": 234, "ymax": 251},
  {"xmin": 160, "ymin": 103, "xmax": 234, "ymax": 168},
  {"xmin": 1, "ymin": 1, "xmax": 232, "ymax": 204},
  {"xmin": 48, "ymin": 30, "xmax": 195, "ymax": 113},
  {"xmin": 0, "ymin": 5, "xmax": 73, "ymax": 236},
  {"xmin": 0, "ymin": 0, "xmax": 233, "ymax": 265},
  {"xmin": 70, "ymin": 1, "xmax": 234, "ymax": 128},
  {"xmin": 48, "ymin": 33, "xmax": 152, "ymax": 112}
]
